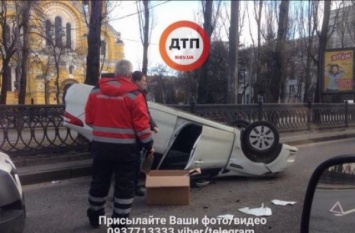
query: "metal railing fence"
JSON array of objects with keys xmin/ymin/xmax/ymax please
[{"xmin": 1, "ymin": 102, "xmax": 355, "ymax": 156}]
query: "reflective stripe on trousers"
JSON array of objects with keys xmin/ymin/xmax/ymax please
[
  {"xmin": 113, "ymin": 197, "xmax": 134, "ymax": 216},
  {"xmin": 88, "ymin": 194, "xmax": 107, "ymax": 211}
]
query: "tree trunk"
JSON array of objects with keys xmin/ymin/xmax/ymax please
[
  {"xmin": 0, "ymin": 62, "xmax": 10, "ymax": 104},
  {"xmin": 303, "ymin": 0, "xmax": 315, "ymax": 103},
  {"xmin": 19, "ymin": 2, "xmax": 31, "ymax": 104},
  {"xmin": 228, "ymin": 0, "xmax": 239, "ymax": 104},
  {"xmin": 197, "ymin": 0, "xmax": 213, "ymax": 104},
  {"xmin": 85, "ymin": 0, "xmax": 103, "ymax": 86},
  {"xmin": 314, "ymin": 0, "xmax": 331, "ymax": 103},
  {"xmin": 142, "ymin": 0, "xmax": 149, "ymax": 75},
  {"xmin": 253, "ymin": 0, "xmax": 263, "ymax": 103},
  {"xmin": 303, "ymin": 52, "xmax": 312, "ymax": 103},
  {"xmin": 0, "ymin": 1, "xmax": 16, "ymax": 104},
  {"xmin": 269, "ymin": 0, "xmax": 289, "ymax": 103},
  {"xmin": 55, "ymin": 62, "xmax": 60, "ymax": 104}
]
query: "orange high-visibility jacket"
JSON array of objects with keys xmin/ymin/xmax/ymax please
[{"xmin": 85, "ymin": 77, "xmax": 153, "ymax": 151}]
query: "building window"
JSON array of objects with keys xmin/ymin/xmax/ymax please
[
  {"xmin": 66, "ymin": 23, "xmax": 71, "ymax": 49},
  {"xmin": 45, "ymin": 20, "xmax": 52, "ymax": 46},
  {"xmin": 289, "ymin": 85, "xmax": 296, "ymax": 98},
  {"xmin": 14, "ymin": 66, "xmax": 20, "ymax": 91},
  {"xmin": 69, "ymin": 65, "xmax": 74, "ymax": 74},
  {"xmin": 5, "ymin": 24, "xmax": 10, "ymax": 43},
  {"xmin": 14, "ymin": 26, "xmax": 20, "ymax": 44},
  {"xmin": 7, "ymin": 67, "xmax": 12, "ymax": 91},
  {"xmin": 100, "ymin": 40, "xmax": 106, "ymax": 56},
  {"xmin": 55, "ymin": 16, "xmax": 63, "ymax": 47}
]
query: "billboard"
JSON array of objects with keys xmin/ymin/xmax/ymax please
[{"xmin": 323, "ymin": 49, "xmax": 353, "ymax": 93}]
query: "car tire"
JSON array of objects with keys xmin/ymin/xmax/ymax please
[
  {"xmin": 194, "ymin": 179, "xmax": 211, "ymax": 187},
  {"xmin": 242, "ymin": 121, "xmax": 279, "ymax": 155},
  {"xmin": 230, "ymin": 119, "xmax": 249, "ymax": 129}
]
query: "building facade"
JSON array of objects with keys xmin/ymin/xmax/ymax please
[{"xmin": 1, "ymin": 0, "xmax": 124, "ymax": 104}]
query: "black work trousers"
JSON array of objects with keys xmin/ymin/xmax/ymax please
[
  {"xmin": 88, "ymin": 157, "xmax": 137, "ymax": 220},
  {"xmin": 135, "ymin": 150, "xmax": 144, "ymax": 186}
]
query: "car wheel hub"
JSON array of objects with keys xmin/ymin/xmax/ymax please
[{"xmin": 249, "ymin": 126, "xmax": 275, "ymax": 150}]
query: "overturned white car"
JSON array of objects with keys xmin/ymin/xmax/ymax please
[{"xmin": 63, "ymin": 83, "xmax": 297, "ymax": 179}]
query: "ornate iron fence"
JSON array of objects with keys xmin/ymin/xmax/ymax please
[
  {"xmin": 1, "ymin": 102, "xmax": 355, "ymax": 156},
  {"xmin": 0, "ymin": 105, "xmax": 88, "ymax": 156},
  {"xmin": 170, "ymin": 102, "xmax": 355, "ymax": 131}
]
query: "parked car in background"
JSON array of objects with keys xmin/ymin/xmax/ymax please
[
  {"xmin": 63, "ymin": 83, "xmax": 298, "ymax": 180},
  {"xmin": 0, "ymin": 152, "xmax": 25, "ymax": 233}
]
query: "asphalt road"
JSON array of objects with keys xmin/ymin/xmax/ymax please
[
  {"xmin": 310, "ymin": 189, "xmax": 355, "ymax": 232},
  {"xmin": 22, "ymin": 138, "xmax": 355, "ymax": 233}
]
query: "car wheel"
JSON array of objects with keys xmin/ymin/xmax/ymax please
[
  {"xmin": 242, "ymin": 121, "xmax": 279, "ymax": 155},
  {"xmin": 193, "ymin": 179, "xmax": 211, "ymax": 187},
  {"xmin": 230, "ymin": 119, "xmax": 249, "ymax": 129}
]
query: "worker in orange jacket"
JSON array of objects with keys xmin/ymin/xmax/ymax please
[{"xmin": 85, "ymin": 59, "xmax": 154, "ymax": 230}]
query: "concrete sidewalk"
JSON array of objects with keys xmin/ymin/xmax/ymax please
[{"xmin": 16, "ymin": 128, "xmax": 355, "ymax": 185}]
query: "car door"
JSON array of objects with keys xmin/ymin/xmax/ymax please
[
  {"xmin": 148, "ymin": 103, "xmax": 178, "ymax": 154},
  {"xmin": 185, "ymin": 126, "xmax": 235, "ymax": 170}
]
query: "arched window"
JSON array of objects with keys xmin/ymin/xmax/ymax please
[
  {"xmin": 66, "ymin": 23, "xmax": 71, "ymax": 49},
  {"xmin": 55, "ymin": 16, "xmax": 63, "ymax": 47},
  {"xmin": 69, "ymin": 65, "xmax": 74, "ymax": 74},
  {"xmin": 45, "ymin": 20, "xmax": 52, "ymax": 46},
  {"xmin": 15, "ymin": 66, "xmax": 21, "ymax": 91},
  {"xmin": 5, "ymin": 24, "xmax": 10, "ymax": 43},
  {"xmin": 100, "ymin": 40, "xmax": 106, "ymax": 56},
  {"xmin": 14, "ymin": 26, "xmax": 20, "ymax": 46}
]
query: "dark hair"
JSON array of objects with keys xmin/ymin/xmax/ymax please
[{"xmin": 132, "ymin": 71, "xmax": 145, "ymax": 82}]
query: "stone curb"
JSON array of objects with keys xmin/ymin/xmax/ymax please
[
  {"xmin": 17, "ymin": 132, "xmax": 355, "ymax": 185},
  {"xmin": 282, "ymin": 133, "xmax": 355, "ymax": 146},
  {"xmin": 18, "ymin": 159, "xmax": 92, "ymax": 185}
]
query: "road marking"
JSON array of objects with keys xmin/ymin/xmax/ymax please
[
  {"xmin": 329, "ymin": 201, "xmax": 355, "ymax": 217},
  {"xmin": 335, "ymin": 208, "xmax": 355, "ymax": 216},
  {"xmin": 329, "ymin": 201, "xmax": 344, "ymax": 214}
]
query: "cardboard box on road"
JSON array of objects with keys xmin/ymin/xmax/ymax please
[{"xmin": 145, "ymin": 169, "xmax": 201, "ymax": 205}]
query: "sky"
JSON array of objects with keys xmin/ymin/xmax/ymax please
[
  {"xmin": 107, "ymin": 0, "xmax": 339, "ymax": 74},
  {"xmin": 109, "ymin": 1, "xmax": 208, "ymax": 73}
]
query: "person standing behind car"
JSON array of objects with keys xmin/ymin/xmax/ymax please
[
  {"xmin": 85, "ymin": 60, "xmax": 154, "ymax": 229},
  {"xmin": 131, "ymin": 71, "xmax": 159, "ymax": 196},
  {"xmin": 132, "ymin": 71, "xmax": 159, "ymax": 133}
]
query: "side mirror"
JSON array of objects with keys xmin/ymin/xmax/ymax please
[{"xmin": 301, "ymin": 155, "xmax": 355, "ymax": 233}]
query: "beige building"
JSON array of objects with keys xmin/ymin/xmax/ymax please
[{"xmin": 1, "ymin": 0, "xmax": 124, "ymax": 104}]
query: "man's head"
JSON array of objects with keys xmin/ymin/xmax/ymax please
[
  {"xmin": 114, "ymin": 59, "xmax": 133, "ymax": 78},
  {"xmin": 132, "ymin": 71, "xmax": 147, "ymax": 91}
]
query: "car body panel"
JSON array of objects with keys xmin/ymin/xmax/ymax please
[
  {"xmin": 225, "ymin": 144, "xmax": 296, "ymax": 177},
  {"xmin": 186, "ymin": 125, "xmax": 235, "ymax": 170},
  {"xmin": 0, "ymin": 153, "xmax": 23, "ymax": 201},
  {"xmin": 224, "ymin": 138, "xmax": 273, "ymax": 176},
  {"xmin": 148, "ymin": 101, "xmax": 235, "ymax": 133},
  {"xmin": 64, "ymin": 83, "xmax": 298, "ymax": 177},
  {"xmin": 265, "ymin": 144, "xmax": 297, "ymax": 172},
  {"xmin": 148, "ymin": 105, "xmax": 178, "ymax": 154},
  {"xmin": 63, "ymin": 83, "xmax": 94, "ymax": 141},
  {"xmin": 0, "ymin": 152, "xmax": 25, "ymax": 233}
]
